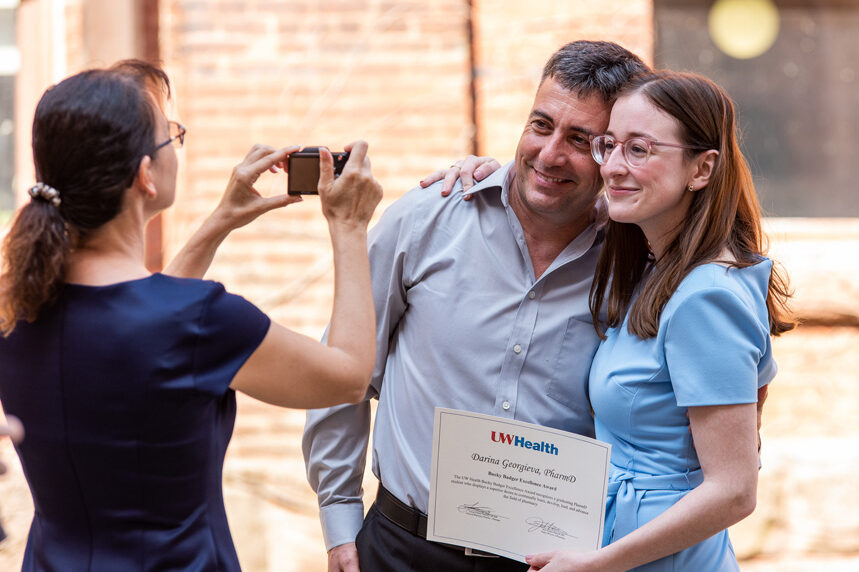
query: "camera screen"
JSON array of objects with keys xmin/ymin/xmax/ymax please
[{"xmin": 289, "ymin": 155, "xmax": 321, "ymax": 194}]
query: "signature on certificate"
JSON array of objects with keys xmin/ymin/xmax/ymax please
[
  {"xmin": 457, "ymin": 502, "xmax": 507, "ymax": 521},
  {"xmin": 525, "ymin": 517, "xmax": 575, "ymax": 540}
]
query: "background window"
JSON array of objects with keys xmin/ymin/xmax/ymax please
[
  {"xmin": 655, "ymin": 0, "xmax": 858, "ymax": 217},
  {"xmin": 0, "ymin": 5, "xmax": 17, "ymax": 215}
]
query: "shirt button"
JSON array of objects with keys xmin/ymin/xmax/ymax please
[
  {"xmin": 528, "ymin": 291, "xmax": 536, "ymax": 299},
  {"xmin": 513, "ymin": 344, "xmax": 522, "ymax": 354},
  {"xmin": 502, "ymin": 401, "xmax": 511, "ymax": 410}
]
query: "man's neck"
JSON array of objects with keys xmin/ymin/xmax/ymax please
[
  {"xmin": 504, "ymin": 167, "xmax": 596, "ymax": 279},
  {"xmin": 517, "ymin": 213, "xmax": 592, "ymax": 279}
]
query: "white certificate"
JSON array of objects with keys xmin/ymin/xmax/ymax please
[{"xmin": 427, "ymin": 408, "xmax": 610, "ymax": 562}]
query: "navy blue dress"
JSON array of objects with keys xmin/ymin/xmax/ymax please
[{"xmin": 0, "ymin": 274, "xmax": 270, "ymax": 571}]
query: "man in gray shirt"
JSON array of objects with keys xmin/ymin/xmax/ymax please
[{"xmin": 303, "ymin": 41, "xmax": 649, "ymax": 572}]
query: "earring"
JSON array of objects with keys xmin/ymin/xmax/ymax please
[{"xmin": 688, "ymin": 184, "xmax": 695, "ymax": 192}]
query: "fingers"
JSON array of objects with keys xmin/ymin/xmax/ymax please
[
  {"xmin": 328, "ymin": 542, "xmax": 360, "ymax": 572},
  {"xmin": 0, "ymin": 415, "xmax": 24, "ymax": 443},
  {"xmin": 460, "ymin": 156, "xmax": 502, "ymax": 189},
  {"xmin": 230, "ymin": 145, "xmax": 298, "ymax": 193},
  {"xmin": 248, "ymin": 145, "xmax": 300, "ymax": 177},
  {"xmin": 459, "ymin": 157, "xmax": 478, "ymax": 191},
  {"xmin": 473, "ymin": 158, "xmax": 502, "ymax": 182},
  {"xmin": 525, "ymin": 552, "xmax": 555, "ymax": 570},
  {"xmin": 264, "ymin": 193, "xmax": 303, "ymax": 211},
  {"xmin": 525, "ymin": 551, "xmax": 553, "ymax": 569},
  {"xmin": 318, "ymin": 147, "xmax": 335, "ymax": 196},
  {"xmin": 342, "ymin": 140, "xmax": 369, "ymax": 171},
  {"xmin": 419, "ymin": 161, "xmax": 465, "ymax": 196},
  {"xmin": 320, "ymin": 141, "xmax": 382, "ymax": 227},
  {"xmin": 423, "ymin": 155, "xmax": 502, "ymax": 198},
  {"xmin": 420, "ymin": 169, "xmax": 447, "ymax": 188},
  {"xmin": 441, "ymin": 166, "xmax": 461, "ymax": 197}
]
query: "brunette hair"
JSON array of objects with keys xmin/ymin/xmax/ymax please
[
  {"xmin": 589, "ymin": 71, "xmax": 794, "ymax": 339},
  {"xmin": 541, "ymin": 40, "xmax": 650, "ymax": 103},
  {"xmin": 0, "ymin": 60, "xmax": 170, "ymax": 336}
]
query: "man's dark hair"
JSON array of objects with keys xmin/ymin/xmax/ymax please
[{"xmin": 541, "ymin": 40, "xmax": 650, "ymax": 102}]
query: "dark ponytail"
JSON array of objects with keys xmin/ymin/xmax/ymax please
[
  {"xmin": 0, "ymin": 197, "xmax": 71, "ymax": 335},
  {"xmin": 1, "ymin": 62, "xmax": 169, "ymax": 336}
]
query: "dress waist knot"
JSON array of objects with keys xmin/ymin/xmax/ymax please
[{"xmin": 604, "ymin": 467, "xmax": 704, "ymax": 546}]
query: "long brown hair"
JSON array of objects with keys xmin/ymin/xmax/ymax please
[
  {"xmin": 589, "ymin": 71, "xmax": 795, "ymax": 339},
  {"xmin": 0, "ymin": 61, "xmax": 170, "ymax": 337}
]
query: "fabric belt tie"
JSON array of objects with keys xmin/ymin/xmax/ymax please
[{"xmin": 605, "ymin": 468, "xmax": 704, "ymax": 547}]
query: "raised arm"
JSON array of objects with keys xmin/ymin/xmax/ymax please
[
  {"xmin": 229, "ymin": 141, "xmax": 382, "ymax": 408},
  {"xmin": 165, "ymin": 144, "xmax": 301, "ymax": 279},
  {"xmin": 303, "ymin": 186, "xmax": 424, "ymax": 571}
]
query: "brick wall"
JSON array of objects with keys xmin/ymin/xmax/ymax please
[
  {"xmin": 160, "ymin": 0, "xmax": 475, "ymax": 332},
  {"xmin": 472, "ymin": 0, "xmax": 653, "ymax": 159},
  {"xmin": 158, "ymin": 0, "xmax": 653, "ymax": 335}
]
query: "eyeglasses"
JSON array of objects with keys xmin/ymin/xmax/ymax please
[
  {"xmin": 591, "ymin": 135, "xmax": 708, "ymax": 167},
  {"xmin": 154, "ymin": 121, "xmax": 186, "ymax": 152}
]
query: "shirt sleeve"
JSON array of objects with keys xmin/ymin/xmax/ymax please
[
  {"xmin": 664, "ymin": 286, "xmax": 771, "ymax": 407},
  {"xmin": 302, "ymin": 187, "xmax": 424, "ymax": 550},
  {"xmin": 193, "ymin": 283, "xmax": 271, "ymax": 397}
]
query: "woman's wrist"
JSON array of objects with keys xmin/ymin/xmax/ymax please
[
  {"xmin": 327, "ymin": 219, "xmax": 370, "ymax": 237},
  {"xmin": 206, "ymin": 204, "xmax": 244, "ymax": 237},
  {"xmin": 585, "ymin": 545, "xmax": 625, "ymax": 572}
]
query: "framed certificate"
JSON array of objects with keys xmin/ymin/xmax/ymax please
[{"xmin": 427, "ymin": 408, "xmax": 610, "ymax": 562}]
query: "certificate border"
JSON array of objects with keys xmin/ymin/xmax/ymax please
[{"xmin": 427, "ymin": 407, "xmax": 611, "ymax": 561}]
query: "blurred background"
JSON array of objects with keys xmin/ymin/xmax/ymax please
[{"xmin": 0, "ymin": 0, "xmax": 857, "ymax": 569}]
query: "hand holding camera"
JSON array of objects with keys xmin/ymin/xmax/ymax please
[
  {"xmin": 287, "ymin": 147, "xmax": 350, "ymax": 196},
  {"xmin": 213, "ymin": 144, "xmax": 303, "ymax": 233},
  {"xmin": 315, "ymin": 141, "xmax": 383, "ymax": 231}
]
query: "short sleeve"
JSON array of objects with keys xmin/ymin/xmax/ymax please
[
  {"xmin": 664, "ymin": 287, "xmax": 770, "ymax": 407},
  {"xmin": 193, "ymin": 283, "xmax": 271, "ymax": 396}
]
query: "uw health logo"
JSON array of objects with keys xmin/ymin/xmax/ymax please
[{"xmin": 491, "ymin": 431, "xmax": 559, "ymax": 455}]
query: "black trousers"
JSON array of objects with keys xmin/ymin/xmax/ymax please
[{"xmin": 355, "ymin": 504, "xmax": 529, "ymax": 572}]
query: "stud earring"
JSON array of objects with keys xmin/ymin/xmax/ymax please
[{"xmin": 688, "ymin": 184, "xmax": 695, "ymax": 192}]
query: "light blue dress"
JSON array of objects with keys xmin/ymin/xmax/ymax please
[{"xmin": 589, "ymin": 260, "xmax": 777, "ymax": 571}]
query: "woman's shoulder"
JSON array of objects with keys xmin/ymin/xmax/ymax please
[
  {"xmin": 64, "ymin": 273, "xmax": 235, "ymax": 311},
  {"xmin": 674, "ymin": 258, "xmax": 772, "ymax": 305},
  {"xmin": 661, "ymin": 258, "xmax": 773, "ymax": 335},
  {"xmin": 63, "ymin": 273, "xmax": 266, "ymax": 345},
  {"xmin": 148, "ymin": 273, "xmax": 228, "ymax": 296}
]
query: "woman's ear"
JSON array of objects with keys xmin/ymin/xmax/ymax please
[
  {"xmin": 136, "ymin": 155, "xmax": 157, "ymax": 200},
  {"xmin": 689, "ymin": 150, "xmax": 719, "ymax": 191}
]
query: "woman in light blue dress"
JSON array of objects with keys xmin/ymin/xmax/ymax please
[{"xmin": 524, "ymin": 71, "xmax": 795, "ymax": 570}]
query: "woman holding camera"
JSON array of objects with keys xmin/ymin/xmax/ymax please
[{"xmin": 0, "ymin": 60, "xmax": 381, "ymax": 571}]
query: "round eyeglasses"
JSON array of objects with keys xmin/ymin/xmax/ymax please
[
  {"xmin": 591, "ymin": 135, "xmax": 708, "ymax": 167},
  {"xmin": 154, "ymin": 121, "xmax": 186, "ymax": 152}
]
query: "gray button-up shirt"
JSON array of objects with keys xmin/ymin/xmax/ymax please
[{"xmin": 302, "ymin": 162, "xmax": 604, "ymax": 550}]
